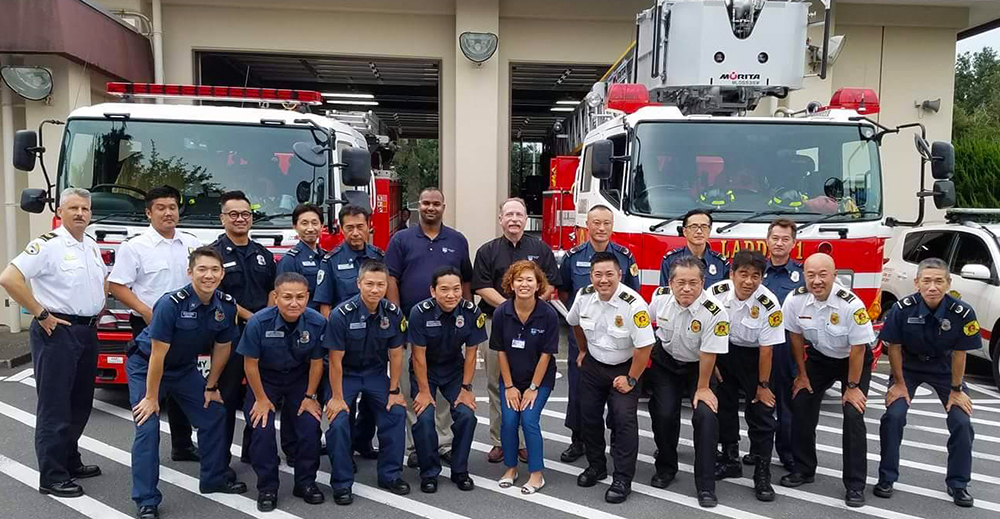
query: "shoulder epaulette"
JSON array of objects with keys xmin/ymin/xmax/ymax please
[
  {"xmin": 462, "ymin": 299, "xmax": 476, "ymax": 311},
  {"xmin": 793, "ymin": 286, "xmax": 808, "ymax": 296},
  {"xmin": 180, "ymin": 230, "xmax": 197, "ymax": 238},
  {"xmin": 712, "ymin": 283, "xmax": 731, "ymax": 295},
  {"xmin": 369, "ymin": 244, "xmax": 385, "ymax": 257},
  {"xmin": 582, "ymin": 284, "xmax": 595, "ymax": 295},
  {"xmin": 708, "ymin": 249, "xmax": 726, "ymax": 260},
  {"xmin": 122, "ymin": 234, "xmax": 139, "ymax": 242},
  {"xmin": 899, "ymin": 296, "xmax": 914, "ymax": 308},
  {"xmin": 39, "ymin": 232, "xmax": 57, "ymax": 241},
  {"xmin": 756, "ymin": 293, "xmax": 774, "ymax": 310},
  {"xmin": 568, "ymin": 243, "xmax": 586, "ymax": 255},
  {"xmin": 217, "ymin": 291, "xmax": 234, "ymax": 304},
  {"xmin": 285, "ymin": 247, "xmax": 300, "ymax": 257},
  {"xmin": 611, "ymin": 242, "xmax": 634, "ymax": 258},
  {"xmin": 619, "ymin": 291, "xmax": 637, "ymax": 304},
  {"xmin": 948, "ymin": 301, "xmax": 972, "ymax": 318},
  {"xmin": 654, "ymin": 286, "xmax": 671, "ymax": 296},
  {"xmin": 665, "ymin": 247, "xmax": 683, "ymax": 257},
  {"xmin": 338, "ymin": 301, "xmax": 356, "ymax": 315},
  {"xmin": 418, "ymin": 299, "xmax": 434, "ymax": 313},
  {"xmin": 384, "ymin": 300, "xmax": 401, "ymax": 315},
  {"xmin": 836, "ymin": 289, "xmax": 856, "ymax": 303},
  {"xmin": 169, "ymin": 288, "xmax": 190, "ymax": 304},
  {"xmin": 702, "ymin": 299, "xmax": 721, "ymax": 316}
]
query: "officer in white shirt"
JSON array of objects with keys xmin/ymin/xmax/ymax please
[
  {"xmin": 709, "ymin": 251, "xmax": 783, "ymax": 502},
  {"xmin": 109, "ymin": 185, "xmax": 202, "ymax": 463},
  {"xmin": 0, "ymin": 188, "xmax": 108, "ymax": 498},
  {"xmin": 647, "ymin": 255, "xmax": 729, "ymax": 508},
  {"xmin": 566, "ymin": 251, "xmax": 654, "ymax": 505},
  {"xmin": 778, "ymin": 253, "xmax": 875, "ymax": 508}
]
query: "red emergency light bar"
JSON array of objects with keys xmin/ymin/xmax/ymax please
[
  {"xmin": 106, "ymin": 82, "xmax": 323, "ymax": 105},
  {"xmin": 607, "ymin": 83, "xmax": 654, "ymax": 114},
  {"xmin": 828, "ymin": 87, "xmax": 879, "ymax": 115}
]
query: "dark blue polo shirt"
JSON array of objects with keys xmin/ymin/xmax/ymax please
[
  {"xmin": 489, "ymin": 299, "xmax": 559, "ymax": 391},
  {"xmin": 323, "ymin": 296, "xmax": 405, "ymax": 371},
  {"xmin": 879, "ymin": 293, "xmax": 981, "ymax": 371},
  {"xmin": 313, "ymin": 242, "xmax": 384, "ymax": 308},
  {"xmin": 237, "ymin": 306, "xmax": 327, "ymax": 373},
  {"xmin": 407, "ymin": 298, "xmax": 487, "ymax": 381},
  {"xmin": 763, "ymin": 259, "xmax": 804, "ymax": 304},
  {"xmin": 136, "ymin": 284, "xmax": 239, "ymax": 369},
  {"xmin": 560, "ymin": 241, "xmax": 639, "ymax": 308},
  {"xmin": 276, "ymin": 241, "xmax": 326, "ymax": 310},
  {"xmin": 472, "ymin": 234, "xmax": 559, "ymax": 315},
  {"xmin": 212, "ymin": 234, "xmax": 276, "ymax": 314},
  {"xmin": 659, "ymin": 245, "xmax": 729, "ymax": 288},
  {"xmin": 384, "ymin": 224, "xmax": 473, "ymax": 315}
]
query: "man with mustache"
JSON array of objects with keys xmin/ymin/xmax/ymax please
[
  {"xmin": 779, "ymin": 253, "xmax": 875, "ymax": 508},
  {"xmin": 109, "ymin": 185, "xmax": 202, "ymax": 464}
]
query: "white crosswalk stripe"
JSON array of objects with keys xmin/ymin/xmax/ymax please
[{"xmin": 0, "ymin": 453, "xmax": 133, "ymax": 519}]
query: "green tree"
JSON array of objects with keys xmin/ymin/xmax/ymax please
[
  {"xmin": 391, "ymin": 139, "xmax": 439, "ymax": 202},
  {"xmin": 952, "ymin": 48, "xmax": 1000, "ymax": 207}
]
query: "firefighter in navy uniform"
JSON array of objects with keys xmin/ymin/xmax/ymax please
[
  {"xmin": 874, "ymin": 258, "xmax": 978, "ymax": 507},
  {"xmin": 558, "ymin": 205, "xmax": 640, "ymax": 462},
  {"xmin": 659, "ymin": 209, "xmax": 729, "ymax": 289},
  {"xmin": 779, "ymin": 253, "xmax": 876, "ymax": 508}
]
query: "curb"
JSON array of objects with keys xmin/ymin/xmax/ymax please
[{"xmin": 0, "ymin": 351, "xmax": 32, "ymax": 370}]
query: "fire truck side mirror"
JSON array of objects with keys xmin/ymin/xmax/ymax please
[
  {"xmin": 932, "ymin": 180, "xmax": 955, "ymax": 210},
  {"xmin": 930, "ymin": 141, "xmax": 954, "ymax": 180},
  {"xmin": 295, "ymin": 181, "xmax": 312, "ymax": 204},
  {"xmin": 20, "ymin": 188, "xmax": 48, "ymax": 214},
  {"xmin": 341, "ymin": 147, "xmax": 372, "ymax": 187},
  {"xmin": 293, "ymin": 141, "xmax": 328, "ymax": 168},
  {"xmin": 13, "ymin": 130, "xmax": 38, "ymax": 172},
  {"xmin": 590, "ymin": 139, "xmax": 614, "ymax": 180}
]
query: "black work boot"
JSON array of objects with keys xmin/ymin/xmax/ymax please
[
  {"xmin": 753, "ymin": 459, "xmax": 775, "ymax": 502},
  {"xmin": 714, "ymin": 443, "xmax": 742, "ymax": 480}
]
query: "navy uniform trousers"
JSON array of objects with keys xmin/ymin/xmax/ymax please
[
  {"xmin": 126, "ymin": 354, "xmax": 228, "ymax": 507},
  {"xmin": 717, "ymin": 344, "xmax": 778, "ymax": 459},
  {"xmin": 29, "ymin": 320, "xmax": 99, "ymax": 487},
  {"xmin": 326, "ymin": 365, "xmax": 405, "ymax": 489},
  {"xmin": 245, "ymin": 368, "xmax": 321, "ymax": 492},
  {"xmin": 878, "ymin": 356, "xmax": 974, "ymax": 489},
  {"xmin": 578, "ymin": 354, "xmax": 641, "ymax": 485},
  {"xmin": 770, "ymin": 336, "xmax": 797, "ymax": 467},
  {"xmin": 790, "ymin": 347, "xmax": 873, "ymax": 491},
  {"xmin": 410, "ymin": 372, "xmax": 476, "ymax": 479}
]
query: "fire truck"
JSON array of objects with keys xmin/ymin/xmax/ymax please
[
  {"xmin": 542, "ymin": 0, "xmax": 956, "ymax": 337},
  {"xmin": 11, "ymin": 82, "xmax": 402, "ymax": 385}
]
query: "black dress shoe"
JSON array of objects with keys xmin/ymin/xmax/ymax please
[
  {"xmin": 356, "ymin": 446, "xmax": 379, "ymax": 460},
  {"xmin": 200, "ymin": 480, "xmax": 248, "ymax": 494},
  {"xmin": 136, "ymin": 505, "xmax": 159, "ymax": 519},
  {"xmin": 577, "ymin": 466, "xmax": 607, "ymax": 487},
  {"xmin": 873, "ymin": 481, "xmax": 893, "ymax": 498},
  {"xmin": 420, "ymin": 478, "xmax": 438, "ymax": 494},
  {"xmin": 779, "ymin": 472, "xmax": 815, "ymax": 488},
  {"xmin": 39, "ymin": 480, "xmax": 84, "ymax": 498},
  {"xmin": 293, "ymin": 484, "xmax": 325, "ymax": 504},
  {"xmin": 406, "ymin": 452, "xmax": 419, "ymax": 468},
  {"xmin": 845, "ymin": 489, "xmax": 865, "ymax": 508},
  {"xmin": 560, "ymin": 442, "xmax": 586, "ymax": 463},
  {"xmin": 698, "ymin": 490, "xmax": 718, "ymax": 508},
  {"xmin": 257, "ymin": 490, "xmax": 277, "ymax": 512},
  {"xmin": 650, "ymin": 472, "xmax": 674, "ymax": 489},
  {"xmin": 440, "ymin": 450, "xmax": 452, "ymax": 464},
  {"xmin": 452, "ymin": 473, "xmax": 474, "ymax": 491},
  {"xmin": 378, "ymin": 478, "xmax": 411, "ymax": 495},
  {"xmin": 753, "ymin": 461, "xmax": 775, "ymax": 502},
  {"xmin": 70, "ymin": 465, "xmax": 102, "ymax": 479},
  {"xmin": 948, "ymin": 487, "xmax": 974, "ymax": 508},
  {"xmin": 605, "ymin": 480, "xmax": 630, "ymax": 504},
  {"xmin": 171, "ymin": 446, "xmax": 200, "ymax": 462},
  {"xmin": 333, "ymin": 488, "xmax": 353, "ymax": 505},
  {"xmin": 742, "ymin": 453, "xmax": 759, "ymax": 466}
]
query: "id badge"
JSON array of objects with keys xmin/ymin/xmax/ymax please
[{"xmin": 511, "ymin": 339, "xmax": 526, "ymax": 350}]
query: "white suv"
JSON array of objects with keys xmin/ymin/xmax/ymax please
[{"xmin": 880, "ymin": 209, "xmax": 999, "ymax": 388}]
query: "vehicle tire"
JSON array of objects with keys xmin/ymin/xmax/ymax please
[{"xmin": 877, "ymin": 293, "xmax": 898, "ymax": 324}]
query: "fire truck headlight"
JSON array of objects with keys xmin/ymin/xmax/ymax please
[{"xmin": 835, "ymin": 269, "xmax": 854, "ymax": 288}]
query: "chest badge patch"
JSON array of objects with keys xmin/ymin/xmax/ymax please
[
  {"xmin": 214, "ymin": 309, "xmax": 225, "ymax": 322},
  {"xmin": 691, "ymin": 319, "xmax": 702, "ymax": 333},
  {"xmin": 300, "ymin": 331, "xmax": 310, "ymax": 343},
  {"xmin": 316, "ymin": 269, "xmax": 325, "ymax": 285},
  {"xmin": 830, "ymin": 312, "xmax": 840, "ymax": 325},
  {"xmin": 614, "ymin": 315, "xmax": 624, "ymax": 327},
  {"xmin": 456, "ymin": 315, "xmax": 465, "ymax": 328},
  {"xmin": 380, "ymin": 316, "xmax": 390, "ymax": 330},
  {"xmin": 256, "ymin": 254, "xmax": 266, "ymax": 266},
  {"xmin": 709, "ymin": 264, "xmax": 717, "ymax": 276},
  {"xmin": 750, "ymin": 306, "xmax": 759, "ymax": 319},
  {"xmin": 940, "ymin": 319, "xmax": 951, "ymax": 332},
  {"xmin": 790, "ymin": 271, "xmax": 800, "ymax": 283}
]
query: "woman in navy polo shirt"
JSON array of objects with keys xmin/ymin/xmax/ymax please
[{"xmin": 490, "ymin": 260, "xmax": 559, "ymax": 494}]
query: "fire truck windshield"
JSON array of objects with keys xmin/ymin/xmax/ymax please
[
  {"xmin": 59, "ymin": 118, "xmax": 324, "ymax": 227},
  {"xmin": 627, "ymin": 121, "xmax": 883, "ymax": 223}
]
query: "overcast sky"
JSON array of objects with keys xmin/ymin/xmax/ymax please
[{"xmin": 957, "ymin": 28, "xmax": 1000, "ymax": 56}]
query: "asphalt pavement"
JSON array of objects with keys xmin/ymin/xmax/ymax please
[{"xmin": 1, "ymin": 334, "xmax": 999, "ymax": 519}]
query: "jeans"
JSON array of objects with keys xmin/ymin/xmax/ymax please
[{"xmin": 499, "ymin": 383, "xmax": 551, "ymax": 473}]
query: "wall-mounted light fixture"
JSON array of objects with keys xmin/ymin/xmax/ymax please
[{"xmin": 459, "ymin": 32, "xmax": 498, "ymax": 65}]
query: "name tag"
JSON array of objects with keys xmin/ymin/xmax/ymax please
[
  {"xmin": 907, "ymin": 317, "xmax": 926, "ymax": 324},
  {"xmin": 265, "ymin": 330, "xmax": 285, "ymax": 338},
  {"xmin": 349, "ymin": 322, "xmax": 366, "ymax": 330},
  {"xmin": 512, "ymin": 339, "xmax": 526, "ymax": 350},
  {"xmin": 337, "ymin": 263, "xmax": 353, "ymax": 270},
  {"xmin": 301, "ymin": 261, "xmax": 316, "ymax": 267},
  {"xmin": 527, "ymin": 255, "xmax": 539, "ymax": 262},
  {"xmin": 222, "ymin": 261, "xmax": 237, "ymax": 268},
  {"xmin": 426, "ymin": 320, "xmax": 442, "ymax": 327},
  {"xmin": 576, "ymin": 261, "xmax": 591, "ymax": 268},
  {"xmin": 180, "ymin": 311, "xmax": 197, "ymax": 319}
]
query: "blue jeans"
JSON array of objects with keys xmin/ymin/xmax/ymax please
[{"xmin": 500, "ymin": 383, "xmax": 550, "ymax": 473}]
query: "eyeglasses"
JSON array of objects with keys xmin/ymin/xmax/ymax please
[
  {"xmin": 685, "ymin": 224, "xmax": 711, "ymax": 232},
  {"xmin": 224, "ymin": 211, "xmax": 253, "ymax": 221}
]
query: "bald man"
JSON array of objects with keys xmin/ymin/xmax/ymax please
[{"xmin": 777, "ymin": 254, "xmax": 876, "ymax": 508}]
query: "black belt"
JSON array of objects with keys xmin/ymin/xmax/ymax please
[
  {"xmin": 904, "ymin": 351, "xmax": 946, "ymax": 363},
  {"xmin": 51, "ymin": 313, "xmax": 98, "ymax": 327}
]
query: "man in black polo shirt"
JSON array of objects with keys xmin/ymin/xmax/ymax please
[{"xmin": 472, "ymin": 197, "xmax": 558, "ymax": 463}]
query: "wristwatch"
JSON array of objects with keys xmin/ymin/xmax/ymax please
[
  {"xmin": 626, "ymin": 376, "xmax": 637, "ymax": 388},
  {"xmin": 528, "ymin": 383, "xmax": 538, "ymax": 391},
  {"xmin": 305, "ymin": 393, "xmax": 318, "ymax": 401},
  {"xmin": 951, "ymin": 384, "xmax": 963, "ymax": 392},
  {"xmin": 846, "ymin": 381, "xmax": 860, "ymax": 389},
  {"xmin": 36, "ymin": 309, "xmax": 50, "ymax": 321},
  {"xmin": 205, "ymin": 385, "xmax": 219, "ymax": 392},
  {"xmin": 461, "ymin": 383, "xmax": 473, "ymax": 392},
  {"xmin": 757, "ymin": 380, "xmax": 771, "ymax": 389},
  {"xmin": 388, "ymin": 387, "xmax": 401, "ymax": 395}
]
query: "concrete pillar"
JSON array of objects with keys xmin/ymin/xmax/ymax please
[{"xmin": 454, "ymin": 0, "xmax": 500, "ymax": 251}]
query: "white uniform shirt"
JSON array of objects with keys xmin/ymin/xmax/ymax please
[
  {"xmin": 781, "ymin": 283, "xmax": 876, "ymax": 359},
  {"xmin": 566, "ymin": 282, "xmax": 655, "ymax": 365},
  {"xmin": 11, "ymin": 226, "xmax": 107, "ymax": 316},
  {"xmin": 708, "ymin": 280, "xmax": 785, "ymax": 348},
  {"xmin": 108, "ymin": 226, "xmax": 201, "ymax": 314},
  {"xmin": 648, "ymin": 287, "xmax": 730, "ymax": 363}
]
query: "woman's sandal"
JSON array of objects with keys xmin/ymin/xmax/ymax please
[
  {"xmin": 499, "ymin": 472, "xmax": 519, "ymax": 488},
  {"xmin": 521, "ymin": 477, "xmax": 546, "ymax": 495}
]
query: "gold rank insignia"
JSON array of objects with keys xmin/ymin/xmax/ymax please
[
  {"xmin": 633, "ymin": 310, "xmax": 650, "ymax": 328},
  {"xmin": 768, "ymin": 311, "xmax": 783, "ymax": 328},
  {"xmin": 400, "ymin": 317, "xmax": 408, "ymax": 333},
  {"xmin": 964, "ymin": 320, "xmax": 980, "ymax": 337},
  {"xmin": 853, "ymin": 308, "xmax": 870, "ymax": 325},
  {"xmin": 476, "ymin": 313, "xmax": 486, "ymax": 329},
  {"xmin": 750, "ymin": 306, "xmax": 759, "ymax": 319},
  {"xmin": 629, "ymin": 263, "xmax": 639, "ymax": 277},
  {"xmin": 615, "ymin": 315, "xmax": 624, "ymax": 327},
  {"xmin": 830, "ymin": 312, "xmax": 840, "ymax": 325},
  {"xmin": 714, "ymin": 321, "xmax": 730, "ymax": 337},
  {"xmin": 691, "ymin": 319, "xmax": 702, "ymax": 333}
]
